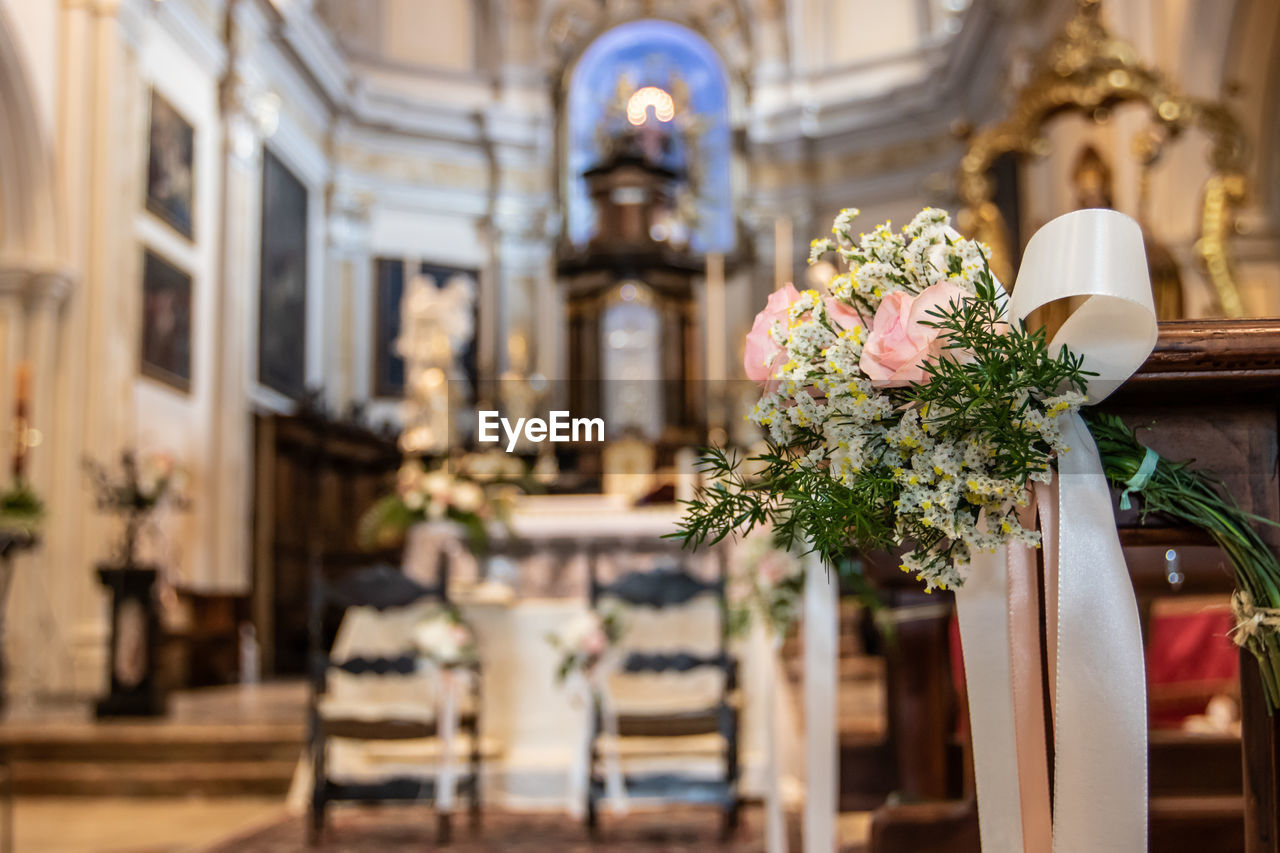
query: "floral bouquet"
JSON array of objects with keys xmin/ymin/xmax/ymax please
[
  {"xmin": 729, "ymin": 528, "xmax": 805, "ymax": 638},
  {"xmin": 413, "ymin": 608, "xmax": 479, "ymax": 670},
  {"xmin": 0, "ymin": 480, "xmax": 43, "ymax": 535},
  {"xmin": 547, "ymin": 609, "xmax": 624, "ymax": 683},
  {"xmin": 679, "ymin": 207, "xmax": 1090, "ymax": 592},
  {"xmin": 357, "ymin": 459, "xmax": 518, "ymax": 554},
  {"xmin": 84, "ymin": 449, "xmax": 189, "ymax": 565}
]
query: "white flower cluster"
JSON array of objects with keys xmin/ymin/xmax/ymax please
[
  {"xmin": 396, "ymin": 462, "xmax": 491, "ymax": 520},
  {"xmin": 754, "ymin": 208, "xmax": 1085, "ymax": 591},
  {"xmin": 414, "ymin": 610, "xmax": 477, "ymax": 669}
]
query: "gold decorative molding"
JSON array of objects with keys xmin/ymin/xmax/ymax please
[{"xmin": 957, "ymin": 0, "xmax": 1249, "ymax": 317}]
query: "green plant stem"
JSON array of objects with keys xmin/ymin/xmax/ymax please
[{"xmin": 1087, "ymin": 411, "xmax": 1280, "ymax": 710}]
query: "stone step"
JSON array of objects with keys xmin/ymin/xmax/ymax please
[
  {"xmin": 0, "ymin": 724, "xmax": 304, "ymax": 764},
  {"xmin": 10, "ymin": 759, "xmax": 298, "ymax": 797}
]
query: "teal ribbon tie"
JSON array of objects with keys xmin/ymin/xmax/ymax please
[{"xmin": 1119, "ymin": 446, "xmax": 1160, "ymax": 511}]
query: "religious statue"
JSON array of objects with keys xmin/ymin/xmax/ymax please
[
  {"xmin": 396, "ymin": 272, "xmax": 476, "ymax": 456},
  {"xmin": 1071, "ymin": 144, "xmax": 1184, "ymax": 320}
]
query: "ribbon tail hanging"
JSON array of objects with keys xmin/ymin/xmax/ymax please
[
  {"xmin": 436, "ymin": 668, "xmax": 461, "ymax": 812},
  {"xmin": 954, "ymin": 545, "xmax": 1026, "ymax": 852},
  {"xmin": 1051, "ymin": 413, "xmax": 1148, "ymax": 852}
]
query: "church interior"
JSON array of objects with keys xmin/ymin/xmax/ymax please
[{"xmin": 0, "ymin": 0, "xmax": 1279, "ymax": 850}]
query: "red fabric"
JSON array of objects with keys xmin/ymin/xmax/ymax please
[
  {"xmin": 1145, "ymin": 602, "xmax": 1238, "ymax": 727},
  {"xmin": 948, "ymin": 602, "xmax": 1238, "ymax": 732}
]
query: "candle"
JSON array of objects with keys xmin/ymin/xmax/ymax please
[
  {"xmin": 705, "ymin": 253, "xmax": 725, "ymax": 382},
  {"xmin": 706, "ymin": 252, "xmax": 726, "ymax": 431},
  {"xmin": 774, "ymin": 217, "xmax": 792, "ymax": 290},
  {"xmin": 12, "ymin": 362, "xmax": 30, "ymax": 482}
]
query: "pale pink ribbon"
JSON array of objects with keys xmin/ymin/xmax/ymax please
[{"xmin": 955, "ymin": 208, "xmax": 1155, "ymax": 853}]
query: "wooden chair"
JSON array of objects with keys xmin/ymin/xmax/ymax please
[
  {"xmin": 307, "ymin": 562, "xmax": 481, "ymax": 846},
  {"xmin": 585, "ymin": 541, "xmax": 740, "ymax": 838}
]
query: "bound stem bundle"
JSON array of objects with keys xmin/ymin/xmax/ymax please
[{"xmin": 1088, "ymin": 412, "xmax": 1280, "ymax": 711}]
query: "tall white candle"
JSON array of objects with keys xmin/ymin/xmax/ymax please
[
  {"xmin": 774, "ymin": 217, "xmax": 793, "ymax": 290},
  {"xmin": 705, "ymin": 252, "xmax": 725, "ymax": 382}
]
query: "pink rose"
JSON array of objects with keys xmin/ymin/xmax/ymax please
[
  {"xmin": 582, "ymin": 627, "xmax": 606, "ymax": 657},
  {"xmin": 824, "ymin": 297, "xmax": 867, "ymax": 333},
  {"xmin": 859, "ymin": 281, "xmax": 967, "ymax": 387},
  {"xmin": 743, "ymin": 284, "xmax": 802, "ymax": 387},
  {"xmin": 757, "ymin": 552, "xmax": 790, "ymax": 586}
]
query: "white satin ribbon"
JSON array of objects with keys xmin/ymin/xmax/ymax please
[
  {"xmin": 566, "ymin": 657, "xmax": 629, "ymax": 817},
  {"xmin": 749, "ymin": 612, "xmax": 790, "ymax": 853},
  {"xmin": 802, "ymin": 548, "xmax": 838, "ymax": 853},
  {"xmin": 431, "ymin": 665, "xmax": 467, "ymax": 812},
  {"xmin": 956, "ymin": 208, "xmax": 1154, "ymax": 852}
]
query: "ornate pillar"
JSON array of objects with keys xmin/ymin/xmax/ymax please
[
  {"xmin": 491, "ymin": 203, "xmax": 553, "ymax": 379},
  {"xmin": 42, "ymin": 0, "xmax": 146, "ymax": 696},
  {"xmin": 326, "ymin": 185, "xmax": 372, "ymax": 409}
]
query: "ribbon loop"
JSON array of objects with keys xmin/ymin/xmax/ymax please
[{"xmin": 1010, "ymin": 208, "xmax": 1157, "ymax": 404}]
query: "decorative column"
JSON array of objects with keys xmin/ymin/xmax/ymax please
[
  {"xmin": 326, "ymin": 182, "xmax": 372, "ymax": 408},
  {"xmin": 491, "ymin": 203, "xmax": 552, "ymax": 380},
  {"xmin": 211, "ymin": 60, "xmax": 273, "ymax": 594},
  {"xmin": 42, "ymin": 0, "xmax": 146, "ymax": 698}
]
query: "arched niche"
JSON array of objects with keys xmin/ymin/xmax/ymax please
[
  {"xmin": 561, "ymin": 18, "xmax": 734, "ymax": 255},
  {"xmin": 956, "ymin": 0, "xmax": 1249, "ymax": 320}
]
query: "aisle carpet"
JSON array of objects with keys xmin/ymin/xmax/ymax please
[{"xmin": 202, "ymin": 805, "xmax": 832, "ymax": 852}]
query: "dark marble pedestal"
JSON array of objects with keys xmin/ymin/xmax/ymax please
[{"xmin": 95, "ymin": 565, "xmax": 166, "ymax": 718}]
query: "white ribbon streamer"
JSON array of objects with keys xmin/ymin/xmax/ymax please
[
  {"xmin": 957, "ymin": 208, "xmax": 1154, "ymax": 852},
  {"xmin": 953, "ymin": 548, "xmax": 1025, "ymax": 850},
  {"xmin": 749, "ymin": 615, "xmax": 790, "ymax": 853},
  {"xmin": 434, "ymin": 666, "xmax": 462, "ymax": 811},
  {"xmin": 802, "ymin": 548, "xmax": 838, "ymax": 853},
  {"xmin": 566, "ymin": 657, "xmax": 629, "ymax": 818}
]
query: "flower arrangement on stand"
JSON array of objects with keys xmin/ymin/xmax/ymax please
[
  {"xmin": 85, "ymin": 448, "xmax": 188, "ymax": 718},
  {"xmin": 0, "ymin": 481, "xmax": 43, "ymax": 536},
  {"xmin": 84, "ymin": 449, "xmax": 189, "ymax": 566}
]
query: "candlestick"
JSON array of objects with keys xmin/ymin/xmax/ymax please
[
  {"xmin": 705, "ymin": 253, "xmax": 725, "ymax": 381},
  {"xmin": 774, "ymin": 217, "xmax": 792, "ymax": 290},
  {"xmin": 12, "ymin": 362, "xmax": 29, "ymax": 482}
]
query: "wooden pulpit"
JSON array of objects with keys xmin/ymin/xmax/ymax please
[{"xmin": 865, "ymin": 319, "xmax": 1280, "ymax": 853}]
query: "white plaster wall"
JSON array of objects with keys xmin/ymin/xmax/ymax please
[
  {"xmin": 132, "ymin": 13, "xmax": 224, "ymax": 586},
  {"xmin": 382, "ymin": 0, "xmax": 474, "ymax": 72},
  {"xmin": 0, "ymin": 0, "xmax": 57, "ymax": 138}
]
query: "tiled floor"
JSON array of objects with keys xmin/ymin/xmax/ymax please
[{"xmin": 13, "ymin": 800, "xmax": 871, "ymax": 852}]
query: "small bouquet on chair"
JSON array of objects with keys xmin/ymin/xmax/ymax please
[
  {"xmin": 731, "ymin": 528, "xmax": 805, "ymax": 640},
  {"xmin": 413, "ymin": 608, "xmax": 478, "ymax": 815},
  {"xmin": 547, "ymin": 609, "xmax": 624, "ymax": 683},
  {"xmin": 414, "ymin": 608, "xmax": 478, "ymax": 671},
  {"xmin": 548, "ymin": 609, "xmax": 628, "ymax": 818}
]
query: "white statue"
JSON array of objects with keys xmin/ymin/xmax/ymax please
[{"xmin": 396, "ymin": 272, "xmax": 475, "ymax": 456}]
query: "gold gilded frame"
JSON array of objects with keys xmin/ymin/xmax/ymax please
[{"xmin": 956, "ymin": 0, "xmax": 1248, "ymax": 317}]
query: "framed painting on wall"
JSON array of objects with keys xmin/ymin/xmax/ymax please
[
  {"xmin": 257, "ymin": 149, "xmax": 308, "ymax": 399},
  {"xmin": 144, "ymin": 90, "xmax": 195, "ymax": 240},
  {"xmin": 372, "ymin": 259, "xmax": 479, "ymax": 399},
  {"xmin": 140, "ymin": 248, "xmax": 193, "ymax": 392}
]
